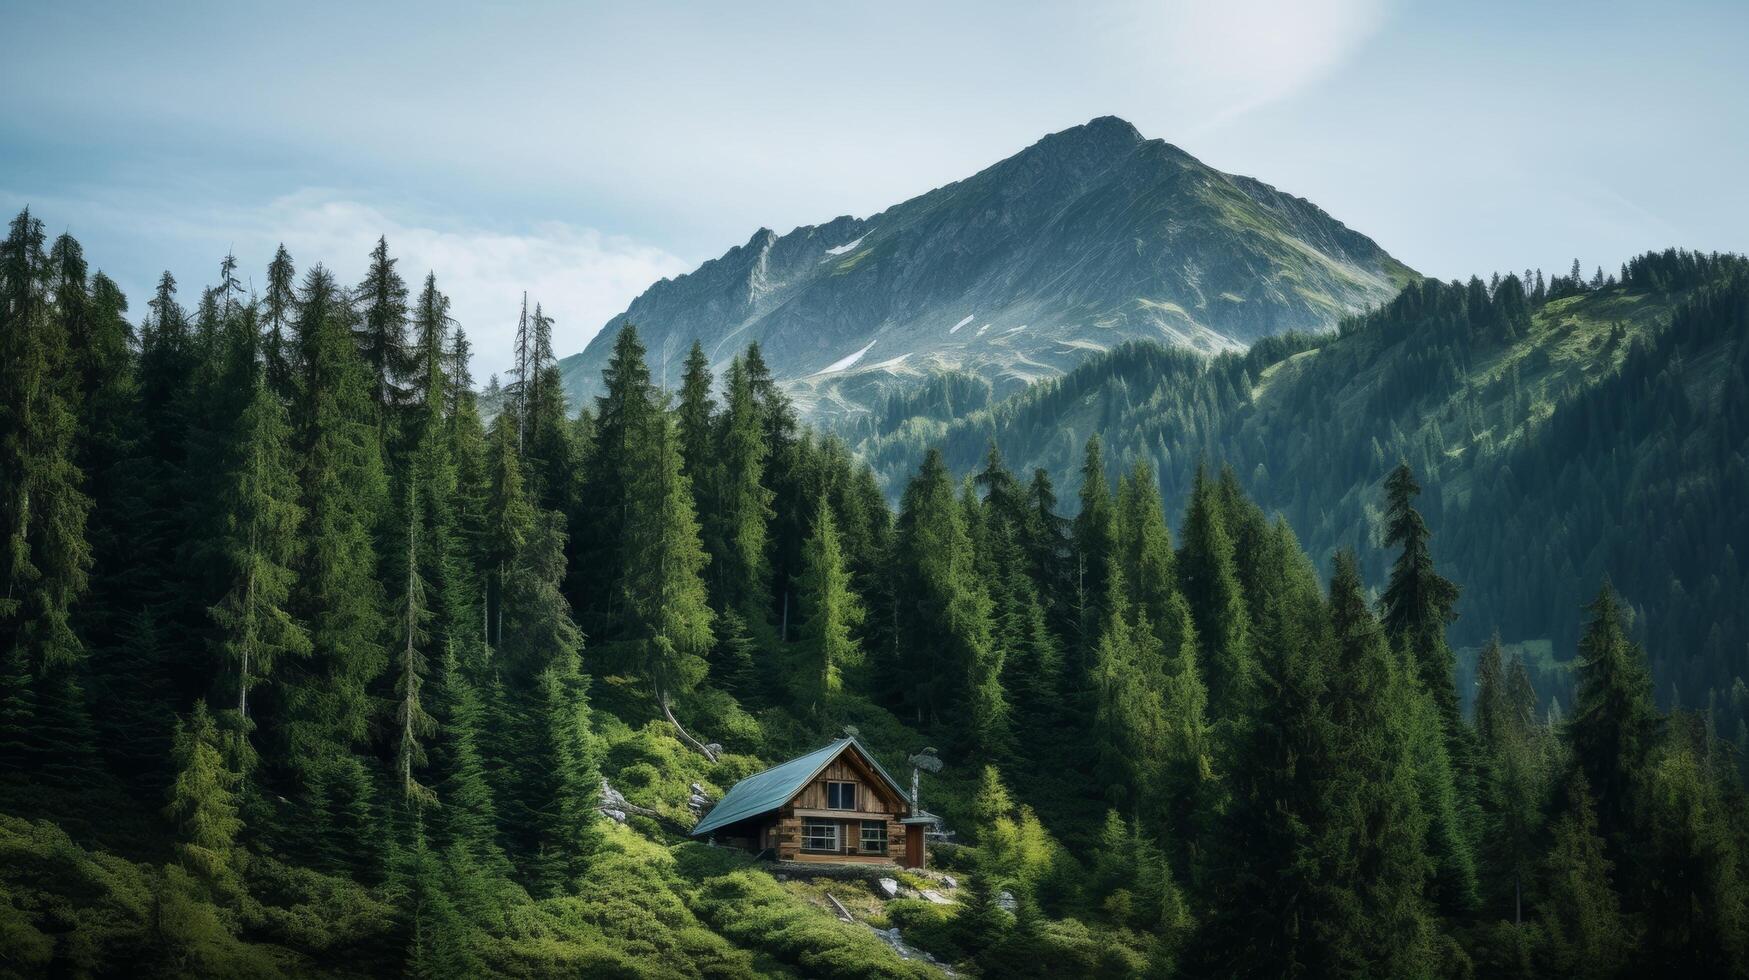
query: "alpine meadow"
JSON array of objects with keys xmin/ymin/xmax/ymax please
[{"xmin": 4, "ymin": 3, "xmax": 1749, "ymax": 978}]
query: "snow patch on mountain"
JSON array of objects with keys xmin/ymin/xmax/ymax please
[
  {"xmin": 823, "ymin": 233, "xmax": 868, "ymax": 257},
  {"xmin": 819, "ymin": 339, "xmax": 877, "ymax": 374}
]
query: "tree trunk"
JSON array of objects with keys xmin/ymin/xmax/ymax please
[{"xmin": 661, "ymin": 690, "xmax": 717, "ymax": 761}]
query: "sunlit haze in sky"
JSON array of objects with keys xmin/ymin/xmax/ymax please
[{"xmin": 4, "ymin": 0, "xmax": 1745, "ymax": 378}]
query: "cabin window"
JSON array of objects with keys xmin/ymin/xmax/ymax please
[
  {"xmin": 860, "ymin": 820, "xmax": 888, "ymax": 854},
  {"xmin": 826, "ymin": 781, "xmax": 857, "ymax": 810},
  {"xmin": 802, "ymin": 819, "xmax": 839, "ymax": 852}
]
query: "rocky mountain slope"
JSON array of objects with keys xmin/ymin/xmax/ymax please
[{"xmin": 559, "ymin": 116, "xmax": 1414, "ymax": 421}]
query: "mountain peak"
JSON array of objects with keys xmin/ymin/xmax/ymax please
[
  {"xmin": 561, "ymin": 118, "xmax": 1409, "ymax": 423},
  {"xmin": 1035, "ymin": 115, "xmax": 1145, "ymax": 157}
]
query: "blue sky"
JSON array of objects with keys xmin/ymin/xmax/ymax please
[{"xmin": 3, "ymin": 0, "xmax": 1745, "ymax": 378}]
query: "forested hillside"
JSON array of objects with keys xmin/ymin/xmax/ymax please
[
  {"xmin": 2, "ymin": 209, "xmax": 1746, "ymax": 978},
  {"xmin": 855, "ymin": 252, "xmax": 1749, "ymax": 731}
]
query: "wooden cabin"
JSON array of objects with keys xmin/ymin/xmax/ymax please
[{"xmin": 690, "ymin": 738, "xmax": 931, "ymax": 868}]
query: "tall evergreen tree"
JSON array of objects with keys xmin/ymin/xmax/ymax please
[
  {"xmin": 1380, "ymin": 462, "xmax": 1463, "ymax": 731},
  {"xmin": 792, "ymin": 496, "xmax": 864, "ymax": 718},
  {"xmin": 622, "ymin": 404, "xmax": 715, "ymax": 755},
  {"xmin": 1177, "ymin": 464, "xmax": 1254, "ymax": 732},
  {"xmin": 262, "ymin": 244, "xmax": 298, "ymax": 397},
  {"xmin": 1537, "ymin": 770, "xmax": 1629, "ymax": 977},
  {"xmin": 676, "ymin": 339, "xmax": 716, "ymax": 492},
  {"xmin": 574, "ymin": 324, "xmax": 656, "ymax": 636},
  {"xmin": 0, "ymin": 210, "xmax": 97, "ymax": 805},
  {"xmin": 894, "ymin": 449, "xmax": 1008, "ymax": 753},
  {"xmin": 285, "ymin": 264, "xmax": 388, "ymax": 873},
  {"xmin": 208, "ymin": 367, "xmax": 309, "ymax": 721},
  {"xmin": 1071, "ymin": 435, "xmax": 1116, "ymax": 674},
  {"xmin": 0, "ymin": 208, "xmax": 92, "ymax": 676},
  {"xmin": 1568, "ymin": 582, "xmax": 1661, "ymax": 852},
  {"xmin": 709, "ymin": 357, "xmax": 774, "ymax": 616},
  {"xmin": 354, "ymin": 236, "xmax": 411, "ymax": 429}
]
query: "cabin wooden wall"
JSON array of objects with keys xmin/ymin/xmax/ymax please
[{"xmin": 770, "ymin": 748, "xmax": 909, "ymax": 863}]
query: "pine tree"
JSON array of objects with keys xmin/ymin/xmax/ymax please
[
  {"xmin": 1116, "ymin": 461, "xmax": 1176, "ymax": 637},
  {"xmin": 482, "ymin": 414, "xmax": 534, "ymax": 651},
  {"xmin": 1071, "ymin": 435, "xmax": 1116, "ymax": 675},
  {"xmin": 1568, "ymin": 582, "xmax": 1661, "ymax": 851},
  {"xmin": 792, "ymin": 495, "xmax": 864, "ymax": 717},
  {"xmin": 1324, "ymin": 551, "xmax": 1440, "ymax": 970},
  {"xmin": 1476, "ymin": 635, "xmax": 1551, "ymax": 924},
  {"xmin": 1190, "ymin": 562, "xmax": 1345, "ymax": 976},
  {"xmin": 426, "ymin": 646, "xmax": 509, "ymax": 884},
  {"xmin": 1537, "ymin": 770, "xmax": 1629, "ymax": 977},
  {"xmin": 392, "ymin": 486, "xmax": 437, "ymax": 808},
  {"xmin": 1156, "ymin": 590, "xmax": 1212, "ymax": 847},
  {"xmin": 0, "ymin": 208, "xmax": 93, "ymax": 676},
  {"xmin": 1021, "ymin": 467, "xmax": 1072, "ymax": 629},
  {"xmin": 622, "ymin": 404, "xmax": 715, "ymax": 753},
  {"xmin": 0, "ymin": 211, "xmax": 97, "ymax": 806},
  {"xmin": 522, "ymin": 303, "xmax": 576, "ymax": 515},
  {"xmin": 709, "ymin": 356, "xmax": 774, "ymax": 616},
  {"xmin": 165, "ymin": 699, "xmax": 244, "ymax": 890},
  {"xmin": 518, "ymin": 650, "xmax": 601, "ymax": 896},
  {"xmin": 1089, "ymin": 564, "xmax": 1163, "ymax": 811},
  {"xmin": 676, "ymin": 339, "xmax": 716, "ymax": 492},
  {"xmin": 894, "ymin": 449, "xmax": 1008, "ymax": 751},
  {"xmin": 1176, "ymin": 464, "xmax": 1254, "ymax": 731},
  {"xmin": 1639, "ymin": 740, "xmax": 1749, "ymax": 971},
  {"xmin": 575, "ymin": 324, "xmax": 656, "ymax": 636},
  {"xmin": 354, "ymin": 236, "xmax": 411, "ymax": 430},
  {"xmin": 1380, "ymin": 462, "xmax": 1464, "ymax": 734},
  {"xmin": 285, "ymin": 264, "xmax": 388, "ymax": 870},
  {"xmin": 398, "ymin": 815, "xmax": 482, "ymax": 979},
  {"xmin": 209, "ymin": 368, "xmax": 309, "ymax": 721},
  {"xmin": 262, "ymin": 244, "xmax": 298, "ymax": 397}
]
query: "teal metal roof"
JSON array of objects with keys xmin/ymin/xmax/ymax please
[{"xmin": 690, "ymin": 737, "xmax": 909, "ymax": 838}]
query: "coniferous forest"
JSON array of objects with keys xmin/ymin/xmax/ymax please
[{"xmin": 3, "ymin": 209, "xmax": 1748, "ymax": 978}]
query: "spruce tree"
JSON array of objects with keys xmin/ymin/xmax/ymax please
[
  {"xmin": 792, "ymin": 495, "xmax": 864, "ymax": 718},
  {"xmin": 1116, "ymin": 462, "xmax": 1176, "ymax": 639},
  {"xmin": 1537, "ymin": 770, "xmax": 1629, "ymax": 976},
  {"xmin": 676, "ymin": 339, "xmax": 716, "ymax": 493},
  {"xmin": 1380, "ymin": 462, "xmax": 1463, "ymax": 731},
  {"xmin": 0, "ymin": 210, "xmax": 97, "ymax": 805},
  {"xmin": 622, "ymin": 404, "xmax": 715, "ymax": 754},
  {"xmin": 1568, "ymin": 582, "xmax": 1660, "ymax": 851},
  {"xmin": 894, "ymin": 449, "xmax": 1008, "ymax": 751},
  {"xmin": 0, "ymin": 208, "xmax": 92, "ymax": 677},
  {"xmin": 521, "ymin": 303, "xmax": 576, "ymax": 515},
  {"xmin": 262, "ymin": 244, "xmax": 298, "ymax": 397},
  {"xmin": 518, "ymin": 649, "xmax": 601, "ymax": 896},
  {"xmin": 286, "ymin": 264, "xmax": 388, "ymax": 871},
  {"xmin": 575, "ymin": 324, "xmax": 655, "ymax": 636},
  {"xmin": 209, "ymin": 369, "xmax": 309, "ymax": 721},
  {"xmin": 1071, "ymin": 435, "xmax": 1116, "ymax": 675},
  {"xmin": 165, "ymin": 699, "xmax": 244, "ymax": 891},
  {"xmin": 392, "ymin": 486, "xmax": 437, "ymax": 808},
  {"xmin": 354, "ymin": 236, "xmax": 411, "ymax": 429},
  {"xmin": 1089, "ymin": 563, "xmax": 1163, "ymax": 811},
  {"xmin": 1176, "ymin": 464, "xmax": 1254, "ymax": 732},
  {"xmin": 709, "ymin": 356, "xmax": 774, "ymax": 616},
  {"xmin": 1324, "ymin": 551, "xmax": 1440, "ymax": 970}
]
